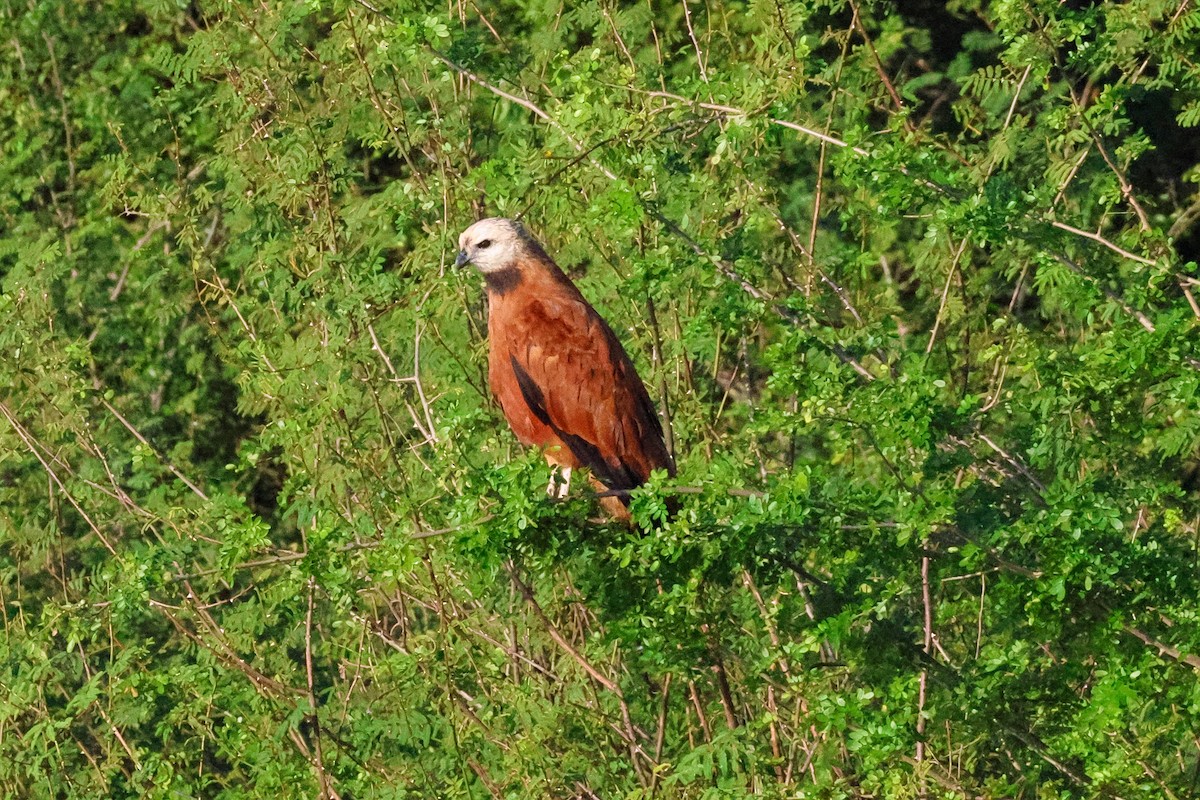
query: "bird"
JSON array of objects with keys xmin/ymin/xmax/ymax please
[{"xmin": 455, "ymin": 217, "xmax": 675, "ymax": 521}]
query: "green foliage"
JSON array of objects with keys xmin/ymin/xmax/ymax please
[{"xmin": 2, "ymin": 0, "xmax": 1200, "ymax": 797}]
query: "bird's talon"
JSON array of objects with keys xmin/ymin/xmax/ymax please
[
  {"xmin": 545, "ymin": 466, "xmax": 572, "ymax": 501},
  {"xmin": 557, "ymin": 467, "xmax": 571, "ymax": 500}
]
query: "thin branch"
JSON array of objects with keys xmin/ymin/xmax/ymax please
[
  {"xmin": 304, "ymin": 577, "xmax": 340, "ymax": 800},
  {"xmin": 648, "ymin": 672, "xmax": 673, "ymax": 795},
  {"xmin": 1051, "ymin": 252, "xmax": 1157, "ymax": 334},
  {"xmin": 368, "ymin": 321, "xmax": 437, "ymax": 446},
  {"xmin": 593, "ymin": 484, "xmax": 764, "ymax": 499},
  {"xmin": 0, "ymin": 402, "xmax": 117, "ymax": 555},
  {"xmin": 42, "ymin": 33, "xmax": 75, "ymax": 189},
  {"xmin": 680, "ymin": 0, "xmax": 708, "ymax": 82},
  {"xmin": 599, "ymin": 5, "xmax": 636, "ymax": 71},
  {"xmin": 506, "ymin": 563, "xmax": 622, "ymax": 696},
  {"xmin": 1069, "ymin": 85, "xmax": 1152, "ymax": 232},
  {"xmin": 688, "ymin": 680, "xmax": 713, "ymax": 742},
  {"xmin": 412, "ymin": 320, "xmax": 438, "ymax": 443},
  {"xmin": 110, "ymin": 220, "xmax": 170, "ymax": 301},
  {"xmin": 1123, "ymin": 625, "xmax": 1200, "ymax": 671},
  {"xmin": 1002, "ymin": 64, "xmax": 1033, "ymax": 131},
  {"xmin": 926, "ymin": 236, "xmax": 971, "ymax": 354},
  {"xmin": 632, "ymin": 87, "xmax": 867, "ymax": 155},
  {"xmin": 847, "ymin": 1, "xmax": 913, "ymax": 131},
  {"xmin": 915, "ymin": 549, "xmax": 933, "ymax": 772},
  {"xmin": 100, "ymin": 397, "xmax": 209, "ymax": 500},
  {"xmin": 1050, "ymin": 220, "xmax": 1155, "ymax": 267}
]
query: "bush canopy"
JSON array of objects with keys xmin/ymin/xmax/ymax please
[{"xmin": 2, "ymin": 0, "xmax": 1200, "ymax": 797}]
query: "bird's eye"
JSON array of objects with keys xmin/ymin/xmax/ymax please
[{"xmin": 478, "ymin": 239, "xmax": 492, "ymax": 249}]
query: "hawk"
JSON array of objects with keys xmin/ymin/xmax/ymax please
[{"xmin": 455, "ymin": 218, "xmax": 674, "ymax": 520}]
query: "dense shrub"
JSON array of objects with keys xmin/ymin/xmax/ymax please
[{"xmin": 2, "ymin": 1, "xmax": 1199, "ymax": 797}]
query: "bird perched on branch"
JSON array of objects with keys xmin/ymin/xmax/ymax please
[{"xmin": 455, "ymin": 218, "xmax": 674, "ymax": 521}]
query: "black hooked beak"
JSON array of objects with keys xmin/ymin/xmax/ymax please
[{"xmin": 454, "ymin": 249, "xmax": 470, "ymax": 268}]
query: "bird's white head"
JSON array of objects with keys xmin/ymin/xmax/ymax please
[{"xmin": 455, "ymin": 217, "xmax": 530, "ymax": 274}]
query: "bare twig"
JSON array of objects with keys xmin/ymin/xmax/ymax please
[
  {"xmin": 634, "ymin": 87, "xmax": 868, "ymax": 155},
  {"xmin": 648, "ymin": 672, "xmax": 673, "ymax": 794},
  {"xmin": 412, "ymin": 320, "xmax": 438, "ymax": 443},
  {"xmin": 1002, "ymin": 64, "xmax": 1033, "ymax": 132},
  {"xmin": 42, "ymin": 33, "xmax": 75, "ymax": 189},
  {"xmin": 688, "ymin": 680, "xmax": 713, "ymax": 742},
  {"xmin": 915, "ymin": 550, "xmax": 933, "ymax": 773},
  {"xmin": 304, "ymin": 577, "xmax": 340, "ymax": 800},
  {"xmin": 1123, "ymin": 625, "xmax": 1200, "ymax": 671},
  {"xmin": 367, "ymin": 321, "xmax": 437, "ymax": 446},
  {"xmin": 926, "ymin": 237, "xmax": 971, "ymax": 354},
  {"xmin": 110, "ymin": 220, "xmax": 170, "ymax": 301},
  {"xmin": 506, "ymin": 563, "xmax": 621, "ymax": 695},
  {"xmin": 593, "ymin": 484, "xmax": 764, "ymax": 499},
  {"xmin": 600, "ymin": 5, "xmax": 636, "ymax": 71},
  {"xmin": 1050, "ymin": 220, "xmax": 1155, "ymax": 267},
  {"xmin": 681, "ymin": 0, "xmax": 709, "ymax": 82},
  {"xmin": 0, "ymin": 402, "xmax": 117, "ymax": 555},
  {"xmin": 847, "ymin": 1, "xmax": 913, "ymax": 131},
  {"xmin": 99, "ymin": 397, "xmax": 209, "ymax": 500},
  {"xmin": 975, "ymin": 573, "xmax": 986, "ymax": 659}
]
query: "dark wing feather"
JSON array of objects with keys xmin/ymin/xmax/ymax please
[
  {"xmin": 509, "ymin": 355, "xmax": 552, "ymax": 427},
  {"xmin": 509, "ymin": 354, "xmax": 630, "ymax": 490}
]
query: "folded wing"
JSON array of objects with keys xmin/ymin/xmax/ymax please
[{"xmin": 493, "ymin": 292, "xmax": 673, "ymax": 501}]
